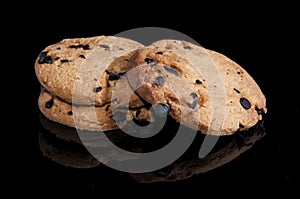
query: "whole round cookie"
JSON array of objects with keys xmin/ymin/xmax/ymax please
[
  {"xmin": 35, "ymin": 36, "xmax": 144, "ymax": 106},
  {"xmin": 38, "ymin": 88, "xmax": 151, "ymax": 131},
  {"xmin": 126, "ymin": 40, "xmax": 267, "ymax": 135}
]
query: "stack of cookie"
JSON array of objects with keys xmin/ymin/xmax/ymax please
[
  {"xmin": 35, "ymin": 36, "xmax": 267, "ymax": 136},
  {"xmin": 35, "ymin": 36, "xmax": 152, "ymax": 132}
]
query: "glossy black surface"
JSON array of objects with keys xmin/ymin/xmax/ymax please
[{"xmin": 15, "ymin": 18, "xmax": 297, "ymax": 196}]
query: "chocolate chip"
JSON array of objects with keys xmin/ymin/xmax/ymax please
[
  {"xmin": 93, "ymin": 86, "xmax": 102, "ymax": 92},
  {"xmin": 233, "ymin": 88, "xmax": 241, "ymax": 94},
  {"xmin": 119, "ymin": 48, "xmax": 124, "ymax": 50},
  {"xmin": 195, "ymin": 79, "xmax": 202, "ymax": 84},
  {"xmin": 111, "ymin": 111, "xmax": 126, "ymax": 124},
  {"xmin": 132, "ymin": 118, "xmax": 150, "ymax": 127},
  {"xmin": 255, "ymin": 107, "xmax": 265, "ymax": 115},
  {"xmin": 60, "ymin": 59, "xmax": 70, "ymax": 63},
  {"xmin": 183, "ymin": 46, "xmax": 192, "ymax": 50},
  {"xmin": 105, "ymin": 70, "xmax": 126, "ymax": 81},
  {"xmin": 45, "ymin": 98, "xmax": 54, "ymax": 109},
  {"xmin": 79, "ymin": 54, "xmax": 86, "ymax": 59},
  {"xmin": 153, "ymin": 165, "xmax": 172, "ymax": 177},
  {"xmin": 67, "ymin": 111, "xmax": 73, "ymax": 116},
  {"xmin": 69, "ymin": 44, "xmax": 90, "ymax": 50},
  {"xmin": 156, "ymin": 51, "xmax": 163, "ymax": 55},
  {"xmin": 105, "ymin": 70, "xmax": 119, "ymax": 81},
  {"xmin": 144, "ymin": 58, "xmax": 157, "ymax": 67},
  {"xmin": 118, "ymin": 72, "xmax": 126, "ymax": 79},
  {"xmin": 163, "ymin": 66, "xmax": 179, "ymax": 76},
  {"xmin": 155, "ymin": 76, "xmax": 164, "ymax": 86},
  {"xmin": 105, "ymin": 105, "xmax": 110, "ymax": 112},
  {"xmin": 188, "ymin": 93, "xmax": 198, "ymax": 109},
  {"xmin": 39, "ymin": 51, "xmax": 52, "ymax": 64},
  {"xmin": 55, "ymin": 57, "xmax": 60, "ymax": 60},
  {"xmin": 135, "ymin": 110, "xmax": 141, "ymax": 118},
  {"xmin": 240, "ymin": 97, "xmax": 251, "ymax": 110},
  {"xmin": 152, "ymin": 104, "xmax": 170, "ymax": 118},
  {"xmin": 239, "ymin": 123, "xmax": 245, "ymax": 128},
  {"xmin": 100, "ymin": 44, "xmax": 110, "ymax": 50}
]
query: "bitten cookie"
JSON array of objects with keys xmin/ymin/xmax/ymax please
[
  {"xmin": 38, "ymin": 88, "xmax": 151, "ymax": 131},
  {"xmin": 126, "ymin": 40, "xmax": 267, "ymax": 135},
  {"xmin": 35, "ymin": 36, "xmax": 144, "ymax": 106}
]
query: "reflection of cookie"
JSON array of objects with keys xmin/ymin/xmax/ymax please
[
  {"xmin": 38, "ymin": 88, "xmax": 151, "ymax": 131},
  {"xmin": 39, "ymin": 129, "xmax": 101, "ymax": 169},
  {"xmin": 35, "ymin": 36, "xmax": 143, "ymax": 106},
  {"xmin": 127, "ymin": 40, "xmax": 267, "ymax": 135},
  {"xmin": 130, "ymin": 123, "xmax": 265, "ymax": 183},
  {"xmin": 39, "ymin": 117, "xmax": 143, "ymax": 168}
]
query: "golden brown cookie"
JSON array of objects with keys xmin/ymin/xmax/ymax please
[
  {"xmin": 35, "ymin": 36, "xmax": 144, "ymax": 106},
  {"xmin": 38, "ymin": 88, "xmax": 151, "ymax": 131},
  {"xmin": 126, "ymin": 40, "xmax": 267, "ymax": 135}
]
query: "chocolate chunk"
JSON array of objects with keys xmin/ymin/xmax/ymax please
[
  {"xmin": 69, "ymin": 44, "xmax": 90, "ymax": 50},
  {"xmin": 152, "ymin": 104, "xmax": 170, "ymax": 118},
  {"xmin": 144, "ymin": 58, "xmax": 157, "ymax": 67},
  {"xmin": 79, "ymin": 54, "xmax": 86, "ymax": 59},
  {"xmin": 39, "ymin": 51, "xmax": 52, "ymax": 64},
  {"xmin": 188, "ymin": 93, "xmax": 198, "ymax": 109},
  {"xmin": 45, "ymin": 98, "xmax": 54, "ymax": 109},
  {"xmin": 233, "ymin": 88, "xmax": 241, "ymax": 94},
  {"xmin": 183, "ymin": 45, "xmax": 192, "ymax": 50},
  {"xmin": 67, "ymin": 111, "xmax": 73, "ymax": 116},
  {"xmin": 111, "ymin": 111, "xmax": 126, "ymax": 124},
  {"xmin": 240, "ymin": 97, "xmax": 251, "ymax": 110},
  {"xmin": 163, "ymin": 66, "xmax": 179, "ymax": 76},
  {"xmin": 93, "ymin": 86, "xmax": 102, "ymax": 92},
  {"xmin": 195, "ymin": 79, "xmax": 202, "ymax": 84},
  {"xmin": 155, "ymin": 76, "xmax": 164, "ymax": 86},
  {"xmin": 255, "ymin": 107, "xmax": 265, "ymax": 115},
  {"xmin": 156, "ymin": 51, "xmax": 163, "ymax": 55},
  {"xmin": 60, "ymin": 59, "xmax": 70, "ymax": 63},
  {"xmin": 119, "ymin": 48, "xmax": 124, "ymax": 50},
  {"xmin": 100, "ymin": 44, "xmax": 110, "ymax": 50}
]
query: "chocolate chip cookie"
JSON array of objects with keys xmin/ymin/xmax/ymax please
[
  {"xmin": 126, "ymin": 40, "xmax": 267, "ymax": 135},
  {"xmin": 35, "ymin": 36, "xmax": 144, "ymax": 106},
  {"xmin": 38, "ymin": 88, "xmax": 151, "ymax": 131}
]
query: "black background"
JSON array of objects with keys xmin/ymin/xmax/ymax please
[{"xmin": 6, "ymin": 4, "xmax": 299, "ymax": 197}]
